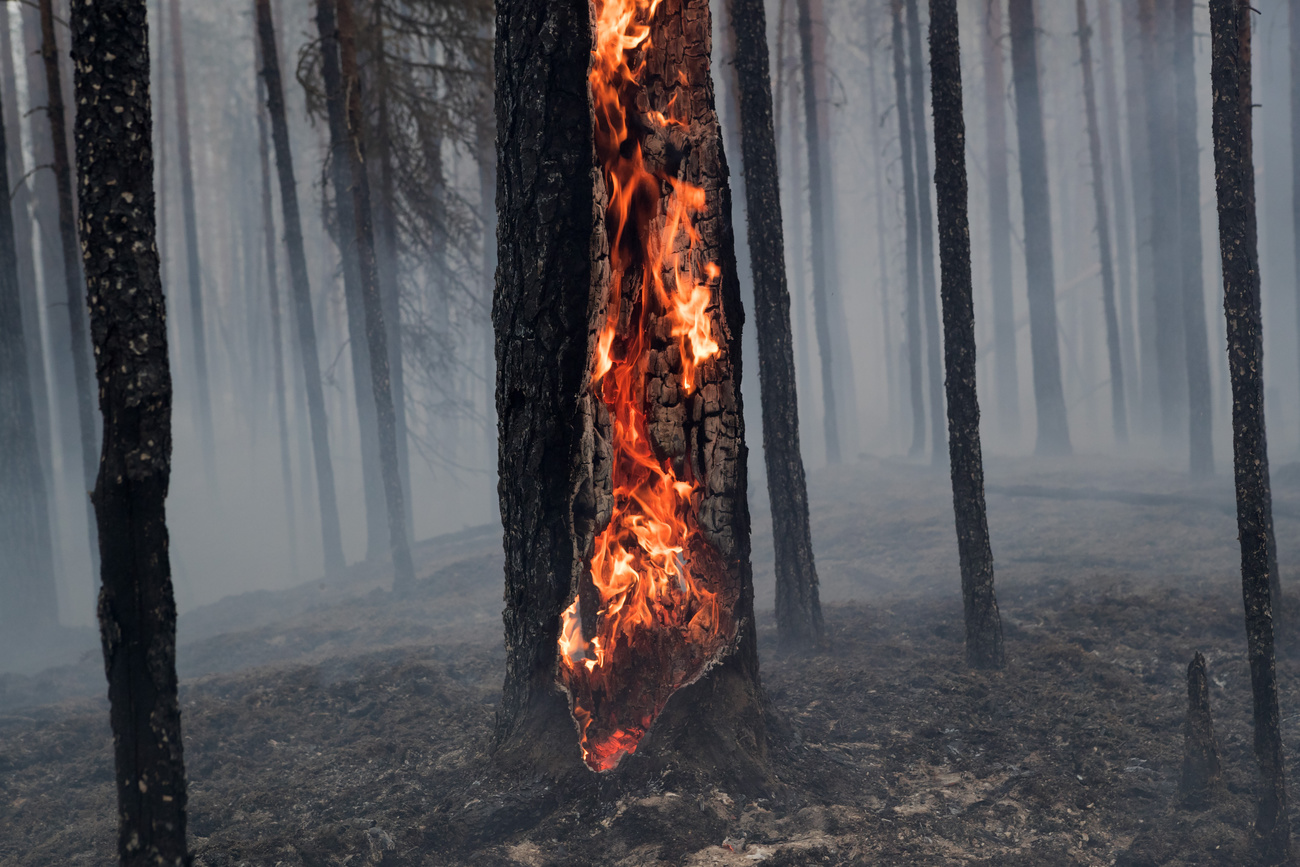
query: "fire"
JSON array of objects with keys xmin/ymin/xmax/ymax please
[{"xmin": 556, "ymin": 0, "xmax": 734, "ymax": 771}]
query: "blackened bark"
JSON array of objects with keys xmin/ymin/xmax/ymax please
[
  {"xmin": 41, "ymin": 0, "xmax": 100, "ymax": 568},
  {"xmin": 795, "ymin": 0, "xmax": 839, "ymax": 464},
  {"xmin": 929, "ymin": 0, "xmax": 1003, "ymax": 670},
  {"xmin": 906, "ymin": 0, "xmax": 945, "ymax": 466},
  {"xmin": 71, "ymin": 1, "xmax": 190, "ymax": 862},
  {"xmin": 980, "ymin": 0, "xmax": 1019, "ymax": 436},
  {"xmin": 167, "ymin": 0, "xmax": 214, "ymax": 476},
  {"xmin": 1008, "ymin": 0, "xmax": 1070, "ymax": 456},
  {"xmin": 0, "ymin": 69, "xmax": 57, "ymax": 633},
  {"xmin": 1209, "ymin": 0, "xmax": 1290, "ymax": 859},
  {"xmin": 314, "ymin": 0, "xmax": 387, "ymax": 562},
  {"xmin": 256, "ymin": 0, "xmax": 347, "ymax": 578},
  {"xmin": 726, "ymin": 0, "xmax": 822, "ymax": 646},
  {"xmin": 1077, "ymin": 0, "xmax": 1127, "ymax": 445},
  {"xmin": 892, "ymin": 0, "xmax": 925, "ymax": 458},
  {"xmin": 494, "ymin": 0, "xmax": 767, "ymax": 788},
  {"xmin": 254, "ymin": 12, "xmax": 298, "ymax": 576},
  {"xmin": 1180, "ymin": 651, "xmax": 1222, "ymax": 804},
  {"xmin": 325, "ymin": 0, "xmax": 415, "ymax": 591},
  {"xmin": 1173, "ymin": 0, "xmax": 1212, "ymax": 477}
]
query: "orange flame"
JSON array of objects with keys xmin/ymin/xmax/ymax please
[{"xmin": 556, "ymin": 0, "xmax": 732, "ymax": 772}]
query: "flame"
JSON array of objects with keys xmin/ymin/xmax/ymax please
[{"xmin": 556, "ymin": 0, "xmax": 733, "ymax": 772}]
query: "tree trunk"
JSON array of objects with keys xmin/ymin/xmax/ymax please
[
  {"xmin": 256, "ymin": 0, "xmax": 347, "ymax": 579},
  {"xmin": 980, "ymin": 0, "xmax": 1019, "ymax": 437},
  {"xmin": 314, "ymin": 0, "xmax": 388, "ymax": 563},
  {"xmin": 892, "ymin": 0, "xmax": 926, "ymax": 458},
  {"xmin": 1180, "ymin": 651, "xmax": 1222, "ymax": 804},
  {"xmin": 167, "ymin": 0, "xmax": 215, "ymax": 478},
  {"xmin": 1077, "ymin": 0, "xmax": 1127, "ymax": 445},
  {"xmin": 1294, "ymin": 0, "xmax": 1300, "ymax": 447},
  {"xmin": 71, "ymin": 1, "xmax": 190, "ymax": 861},
  {"xmin": 906, "ymin": 0, "xmax": 945, "ymax": 466},
  {"xmin": 726, "ymin": 0, "xmax": 822, "ymax": 646},
  {"xmin": 254, "ymin": 9, "xmax": 298, "ymax": 578},
  {"xmin": 1172, "ymin": 0, "xmax": 1212, "ymax": 477},
  {"xmin": 929, "ymin": 0, "xmax": 1003, "ymax": 670},
  {"xmin": 1209, "ymin": 0, "xmax": 1290, "ymax": 859},
  {"xmin": 1007, "ymin": 0, "xmax": 1070, "ymax": 455},
  {"xmin": 0, "ymin": 65, "xmax": 58, "ymax": 634},
  {"xmin": 865, "ymin": 6, "xmax": 898, "ymax": 442},
  {"xmin": 493, "ymin": 0, "xmax": 767, "ymax": 790},
  {"xmin": 321, "ymin": 0, "xmax": 415, "ymax": 591},
  {"xmin": 795, "ymin": 0, "xmax": 839, "ymax": 464},
  {"xmin": 41, "ymin": 0, "xmax": 100, "ymax": 571}
]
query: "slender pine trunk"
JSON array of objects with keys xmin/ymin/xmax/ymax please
[
  {"xmin": 865, "ymin": 7, "xmax": 898, "ymax": 440},
  {"xmin": 892, "ymin": 0, "xmax": 925, "ymax": 458},
  {"xmin": 1209, "ymin": 0, "xmax": 1290, "ymax": 859}
]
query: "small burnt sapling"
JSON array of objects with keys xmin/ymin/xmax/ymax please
[{"xmin": 1180, "ymin": 652, "xmax": 1222, "ymax": 804}]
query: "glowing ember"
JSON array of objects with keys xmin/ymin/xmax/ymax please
[{"xmin": 556, "ymin": 0, "xmax": 735, "ymax": 772}]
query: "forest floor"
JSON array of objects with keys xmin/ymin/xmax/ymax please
[{"xmin": 5, "ymin": 452, "xmax": 1300, "ymax": 865}]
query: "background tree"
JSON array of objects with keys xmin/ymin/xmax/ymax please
[
  {"xmin": 1209, "ymin": 0, "xmax": 1290, "ymax": 859},
  {"xmin": 892, "ymin": 0, "xmax": 925, "ymax": 458},
  {"xmin": 71, "ymin": 0, "xmax": 190, "ymax": 861}
]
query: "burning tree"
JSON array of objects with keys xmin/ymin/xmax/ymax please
[{"xmin": 493, "ymin": 0, "xmax": 767, "ymax": 785}]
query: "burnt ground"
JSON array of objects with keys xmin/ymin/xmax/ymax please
[{"xmin": 5, "ymin": 454, "xmax": 1300, "ymax": 865}]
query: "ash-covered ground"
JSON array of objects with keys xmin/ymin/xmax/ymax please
[{"xmin": 4, "ymin": 454, "xmax": 1300, "ymax": 866}]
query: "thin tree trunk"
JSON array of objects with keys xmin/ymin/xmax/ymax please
[
  {"xmin": 865, "ymin": 6, "xmax": 898, "ymax": 442},
  {"xmin": 1173, "ymin": 0, "xmax": 1212, "ymax": 476},
  {"xmin": 1209, "ymin": 0, "xmax": 1290, "ymax": 859},
  {"xmin": 1077, "ymin": 0, "xmax": 1127, "ymax": 444},
  {"xmin": 71, "ymin": 1, "xmax": 190, "ymax": 862},
  {"xmin": 322, "ymin": 0, "xmax": 415, "ymax": 591},
  {"xmin": 40, "ymin": 0, "xmax": 99, "ymax": 572},
  {"xmin": 980, "ymin": 0, "xmax": 1019, "ymax": 437},
  {"xmin": 0, "ymin": 64, "xmax": 58, "ymax": 634},
  {"xmin": 906, "ymin": 0, "xmax": 945, "ymax": 465},
  {"xmin": 254, "ymin": 10, "xmax": 298, "ymax": 578},
  {"xmin": 1294, "ymin": 1, "xmax": 1300, "ymax": 450},
  {"xmin": 167, "ymin": 0, "xmax": 215, "ymax": 478},
  {"xmin": 1007, "ymin": 0, "xmax": 1070, "ymax": 455},
  {"xmin": 929, "ymin": 0, "xmax": 1003, "ymax": 669},
  {"xmin": 796, "ymin": 0, "xmax": 839, "ymax": 464},
  {"xmin": 892, "ymin": 0, "xmax": 925, "ymax": 458},
  {"xmin": 256, "ymin": 0, "xmax": 346, "ymax": 578},
  {"xmin": 727, "ymin": 0, "xmax": 822, "ymax": 646}
]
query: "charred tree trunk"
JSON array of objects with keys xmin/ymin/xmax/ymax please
[
  {"xmin": 493, "ymin": 0, "xmax": 767, "ymax": 789},
  {"xmin": 980, "ymin": 0, "xmax": 1019, "ymax": 437},
  {"xmin": 322, "ymin": 0, "xmax": 415, "ymax": 590},
  {"xmin": 1173, "ymin": 0, "xmax": 1212, "ymax": 477},
  {"xmin": 314, "ymin": 0, "xmax": 388, "ymax": 563},
  {"xmin": 929, "ymin": 0, "xmax": 1003, "ymax": 669},
  {"xmin": 71, "ymin": 0, "xmax": 190, "ymax": 861},
  {"xmin": 892, "ymin": 0, "xmax": 925, "ymax": 458},
  {"xmin": 0, "ymin": 68, "xmax": 58, "ymax": 634},
  {"xmin": 1007, "ymin": 0, "xmax": 1070, "ymax": 455},
  {"xmin": 1209, "ymin": 0, "xmax": 1290, "ymax": 859},
  {"xmin": 41, "ymin": 0, "xmax": 100, "ymax": 570},
  {"xmin": 167, "ymin": 0, "xmax": 215, "ymax": 477},
  {"xmin": 906, "ymin": 0, "xmax": 945, "ymax": 465},
  {"xmin": 254, "ymin": 12, "xmax": 298, "ymax": 577},
  {"xmin": 1077, "ymin": 0, "xmax": 1127, "ymax": 444},
  {"xmin": 256, "ymin": 0, "xmax": 346, "ymax": 578},
  {"xmin": 1180, "ymin": 651, "xmax": 1222, "ymax": 804},
  {"xmin": 726, "ymin": 0, "xmax": 822, "ymax": 646},
  {"xmin": 795, "ymin": 0, "xmax": 839, "ymax": 464}
]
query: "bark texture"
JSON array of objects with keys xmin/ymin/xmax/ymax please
[
  {"xmin": 727, "ymin": 0, "xmax": 821, "ymax": 646},
  {"xmin": 167, "ymin": 0, "xmax": 214, "ymax": 474},
  {"xmin": 493, "ymin": 0, "xmax": 767, "ymax": 789},
  {"xmin": 892, "ymin": 0, "xmax": 925, "ymax": 458},
  {"xmin": 1076, "ymin": 0, "xmax": 1126, "ymax": 444},
  {"xmin": 256, "ymin": 0, "xmax": 347, "ymax": 578},
  {"xmin": 71, "ymin": 0, "xmax": 191, "ymax": 862},
  {"xmin": 906, "ymin": 0, "xmax": 945, "ymax": 465},
  {"xmin": 1007, "ymin": 0, "xmax": 1070, "ymax": 455},
  {"xmin": 1209, "ymin": 0, "xmax": 1290, "ymax": 859},
  {"xmin": 929, "ymin": 0, "xmax": 1003, "ymax": 670},
  {"xmin": 1180, "ymin": 651, "xmax": 1222, "ymax": 804},
  {"xmin": 980, "ymin": 0, "xmax": 1018, "ymax": 436}
]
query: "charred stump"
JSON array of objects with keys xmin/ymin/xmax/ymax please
[
  {"xmin": 493, "ymin": 0, "xmax": 768, "ymax": 792},
  {"xmin": 1180, "ymin": 652, "xmax": 1222, "ymax": 805},
  {"xmin": 1209, "ymin": 0, "xmax": 1291, "ymax": 859}
]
